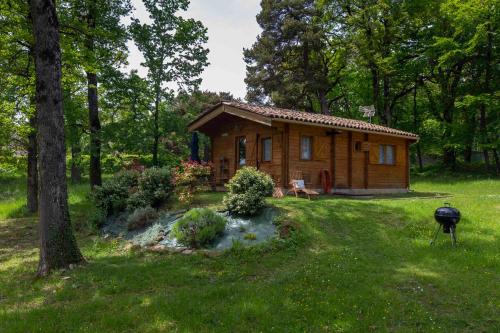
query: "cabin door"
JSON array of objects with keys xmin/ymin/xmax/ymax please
[{"xmin": 235, "ymin": 136, "xmax": 247, "ymax": 170}]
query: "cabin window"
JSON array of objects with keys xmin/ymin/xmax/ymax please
[
  {"xmin": 386, "ymin": 145, "xmax": 395, "ymax": 165},
  {"xmin": 262, "ymin": 137, "xmax": 272, "ymax": 162},
  {"xmin": 354, "ymin": 141, "xmax": 362, "ymax": 152},
  {"xmin": 300, "ymin": 136, "xmax": 313, "ymax": 160},
  {"xmin": 378, "ymin": 144, "xmax": 395, "ymax": 165},
  {"xmin": 237, "ymin": 136, "xmax": 246, "ymax": 167}
]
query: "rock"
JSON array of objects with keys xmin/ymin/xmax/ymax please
[
  {"xmin": 155, "ymin": 235, "xmax": 165, "ymax": 242},
  {"xmin": 124, "ymin": 242, "xmax": 141, "ymax": 252},
  {"xmin": 69, "ymin": 264, "xmax": 75, "ymax": 270},
  {"xmin": 149, "ymin": 244, "xmax": 168, "ymax": 253},
  {"xmin": 200, "ymin": 250, "xmax": 223, "ymax": 258},
  {"xmin": 172, "ymin": 247, "xmax": 187, "ymax": 253},
  {"xmin": 103, "ymin": 233, "xmax": 111, "ymax": 240},
  {"xmin": 182, "ymin": 249, "xmax": 194, "ymax": 255}
]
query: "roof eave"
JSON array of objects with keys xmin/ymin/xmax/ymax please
[
  {"xmin": 188, "ymin": 103, "xmax": 272, "ymax": 132},
  {"xmin": 270, "ymin": 118, "xmax": 419, "ymax": 141}
]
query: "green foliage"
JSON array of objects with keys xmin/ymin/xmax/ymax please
[
  {"xmin": 130, "ymin": 0, "xmax": 209, "ymax": 165},
  {"xmin": 243, "ymin": 233, "xmax": 257, "ymax": 241},
  {"xmin": 223, "ymin": 167, "xmax": 274, "ymax": 216},
  {"xmin": 173, "ymin": 208, "xmax": 227, "ymax": 248},
  {"xmin": 125, "ymin": 191, "xmax": 151, "ymax": 212},
  {"xmin": 244, "ymin": 0, "xmax": 346, "ymax": 113},
  {"xmin": 136, "ymin": 167, "xmax": 173, "ymax": 208},
  {"xmin": 126, "ymin": 206, "xmax": 158, "ymax": 231},
  {"xmin": 91, "ymin": 170, "xmax": 139, "ymax": 216},
  {"xmin": 89, "ymin": 209, "xmax": 107, "ymax": 229},
  {"xmin": 92, "ymin": 167, "xmax": 172, "ymax": 219}
]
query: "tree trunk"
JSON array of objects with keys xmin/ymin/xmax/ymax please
[
  {"xmin": 479, "ymin": 104, "xmax": 490, "ymax": 170},
  {"xmin": 412, "ymin": 83, "xmax": 423, "ymax": 172},
  {"xmin": 492, "ymin": 149, "xmax": 500, "ymax": 175},
  {"xmin": 463, "ymin": 146, "xmax": 472, "ymax": 164},
  {"xmin": 27, "ymin": 112, "xmax": 38, "ymax": 213},
  {"xmin": 442, "ymin": 103, "xmax": 456, "ymax": 170},
  {"xmin": 382, "ymin": 75, "xmax": 391, "ymax": 126},
  {"xmin": 371, "ymin": 68, "xmax": 381, "ymax": 122},
  {"xmin": 71, "ymin": 143, "xmax": 82, "ymax": 183},
  {"xmin": 87, "ymin": 70, "xmax": 101, "ymax": 187},
  {"xmin": 463, "ymin": 109, "xmax": 476, "ymax": 164},
  {"xmin": 318, "ymin": 90, "xmax": 329, "ymax": 115},
  {"xmin": 152, "ymin": 87, "xmax": 160, "ymax": 166},
  {"xmin": 86, "ymin": 8, "xmax": 101, "ymax": 188},
  {"xmin": 30, "ymin": 0, "xmax": 84, "ymax": 277}
]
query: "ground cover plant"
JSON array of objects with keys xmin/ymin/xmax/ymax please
[
  {"xmin": 0, "ymin": 174, "xmax": 499, "ymax": 332},
  {"xmin": 172, "ymin": 208, "xmax": 227, "ymax": 248}
]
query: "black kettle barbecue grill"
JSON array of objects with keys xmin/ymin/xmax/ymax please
[{"xmin": 430, "ymin": 203, "xmax": 461, "ymax": 246}]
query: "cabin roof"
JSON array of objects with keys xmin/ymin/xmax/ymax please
[{"xmin": 189, "ymin": 101, "xmax": 419, "ymax": 140}]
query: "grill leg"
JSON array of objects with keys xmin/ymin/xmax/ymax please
[
  {"xmin": 430, "ymin": 224, "xmax": 441, "ymax": 245},
  {"xmin": 450, "ymin": 225, "xmax": 457, "ymax": 247}
]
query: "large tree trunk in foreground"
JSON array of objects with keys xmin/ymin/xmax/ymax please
[
  {"xmin": 31, "ymin": 0, "xmax": 84, "ymax": 277},
  {"xmin": 27, "ymin": 112, "xmax": 38, "ymax": 213}
]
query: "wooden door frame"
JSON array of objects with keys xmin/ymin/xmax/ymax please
[{"xmin": 235, "ymin": 135, "xmax": 247, "ymax": 171}]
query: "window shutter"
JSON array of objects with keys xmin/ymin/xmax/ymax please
[
  {"xmin": 369, "ymin": 143, "xmax": 379, "ymax": 164},
  {"xmin": 314, "ymin": 136, "xmax": 330, "ymax": 160}
]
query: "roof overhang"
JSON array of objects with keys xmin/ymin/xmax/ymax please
[
  {"xmin": 188, "ymin": 104, "xmax": 272, "ymax": 132},
  {"xmin": 269, "ymin": 118, "xmax": 419, "ymax": 141},
  {"xmin": 189, "ymin": 102, "xmax": 419, "ymax": 142}
]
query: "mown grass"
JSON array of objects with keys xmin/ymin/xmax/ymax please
[{"xmin": 0, "ymin": 174, "xmax": 499, "ymax": 332}]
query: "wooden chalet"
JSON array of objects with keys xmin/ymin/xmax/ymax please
[{"xmin": 188, "ymin": 101, "xmax": 419, "ymax": 194}]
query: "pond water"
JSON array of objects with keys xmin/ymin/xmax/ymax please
[{"xmin": 102, "ymin": 207, "xmax": 280, "ymax": 250}]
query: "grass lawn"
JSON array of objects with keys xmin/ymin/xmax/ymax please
[{"xmin": 0, "ymin": 175, "xmax": 499, "ymax": 332}]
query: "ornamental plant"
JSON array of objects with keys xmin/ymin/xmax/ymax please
[
  {"xmin": 174, "ymin": 161, "xmax": 213, "ymax": 204},
  {"xmin": 172, "ymin": 208, "xmax": 227, "ymax": 248},
  {"xmin": 223, "ymin": 167, "xmax": 274, "ymax": 216}
]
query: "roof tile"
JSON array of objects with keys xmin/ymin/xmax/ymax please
[{"xmin": 193, "ymin": 101, "xmax": 419, "ymax": 140}]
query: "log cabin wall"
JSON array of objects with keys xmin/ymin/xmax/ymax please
[
  {"xmin": 365, "ymin": 134, "xmax": 409, "ymax": 189},
  {"xmin": 210, "ymin": 116, "xmax": 283, "ymax": 186},
  {"xmin": 207, "ymin": 115, "xmax": 410, "ymax": 191},
  {"xmin": 285, "ymin": 123, "xmax": 332, "ymax": 189}
]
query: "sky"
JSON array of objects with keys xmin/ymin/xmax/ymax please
[{"xmin": 126, "ymin": 0, "xmax": 262, "ymax": 99}]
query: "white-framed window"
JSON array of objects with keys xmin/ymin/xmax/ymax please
[
  {"xmin": 379, "ymin": 144, "xmax": 395, "ymax": 165},
  {"xmin": 262, "ymin": 137, "xmax": 272, "ymax": 162},
  {"xmin": 300, "ymin": 136, "xmax": 313, "ymax": 160}
]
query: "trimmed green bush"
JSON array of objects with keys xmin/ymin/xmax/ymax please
[
  {"xmin": 173, "ymin": 208, "xmax": 227, "ymax": 248},
  {"xmin": 126, "ymin": 206, "xmax": 159, "ymax": 231},
  {"xmin": 135, "ymin": 167, "xmax": 173, "ymax": 208},
  {"xmin": 91, "ymin": 170, "xmax": 139, "ymax": 216},
  {"xmin": 223, "ymin": 167, "xmax": 274, "ymax": 216}
]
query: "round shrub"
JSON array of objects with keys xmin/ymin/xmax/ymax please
[
  {"xmin": 223, "ymin": 167, "xmax": 274, "ymax": 216},
  {"xmin": 126, "ymin": 191, "xmax": 150, "ymax": 211},
  {"xmin": 136, "ymin": 167, "xmax": 173, "ymax": 208},
  {"xmin": 92, "ymin": 170, "xmax": 139, "ymax": 216},
  {"xmin": 172, "ymin": 208, "xmax": 227, "ymax": 248}
]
